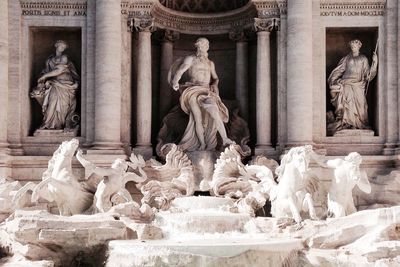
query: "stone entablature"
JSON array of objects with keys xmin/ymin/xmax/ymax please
[
  {"xmin": 122, "ymin": 0, "xmax": 284, "ymax": 35},
  {"xmin": 20, "ymin": 0, "xmax": 87, "ymax": 17},
  {"xmin": 320, "ymin": 1, "xmax": 386, "ymax": 16},
  {"xmin": 18, "ymin": 0, "xmax": 387, "ymax": 20}
]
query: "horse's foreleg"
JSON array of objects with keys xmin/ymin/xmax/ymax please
[
  {"xmin": 288, "ymin": 196, "xmax": 302, "ymax": 223},
  {"xmin": 304, "ymin": 193, "xmax": 318, "ymax": 220}
]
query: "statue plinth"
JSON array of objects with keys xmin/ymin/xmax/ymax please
[
  {"xmin": 333, "ymin": 129, "xmax": 374, "ymax": 137},
  {"xmin": 33, "ymin": 129, "xmax": 78, "ymax": 137},
  {"xmin": 187, "ymin": 150, "xmax": 218, "ymax": 191}
]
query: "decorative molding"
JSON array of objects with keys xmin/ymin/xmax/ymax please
[
  {"xmin": 159, "ymin": 0, "xmax": 249, "ymax": 14},
  {"xmin": 152, "ymin": 29, "xmax": 180, "ymax": 42},
  {"xmin": 20, "ymin": 0, "xmax": 87, "ymax": 16},
  {"xmin": 121, "ymin": 1, "xmax": 157, "ymax": 17},
  {"xmin": 320, "ymin": 1, "xmax": 386, "ymax": 17},
  {"xmin": 251, "ymin": 0, "xmax": 284, "ymax": 18},
  {"xmin": 122, "ymin": 0, "xmax": 285, "ymax": 34},
  {"xmin": 151, "ymin": 1, "xmax": 257, "ymax": 35},
  {"xmin": 163, "ymin": 30, "xmax": 180, "ymax": 42},
  {"xmin": 229, "ymin": 27, "xmax": 250, "ymax": 42},
  {"xmin": 253, "ymin": 18, "xmax": 279, "ymax": 32},
  {"xmin": 128, "ymin": 17, "xmax": 155, "ymax": 32}
]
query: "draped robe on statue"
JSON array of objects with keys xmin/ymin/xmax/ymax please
[
  {"xmin": 178, "ymin": 83, "xmax": 229, "ymax": 151},
  {"xmin": 327, "ymin": 54, "xmax": 377, "ymax": 134},
  {"xmin": 40, "ymin": 56, "xmax": 79, "ymax": 129}
]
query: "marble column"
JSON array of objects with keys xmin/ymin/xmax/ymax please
[
  {"xmin": 397, "ymin": 0, "xmax": 400, "ymax": 153},
  {"xmin": 254, "ymin": 18, "xmax": 275, "ymax": 156},
  {"xmin": 93, "ymin": 0, "xmax": 123, "ymax": 151},
  {"xmin": 286, "ymin": 0, "xmax": 313, "ymax": 146},
  {"xmin": 159, "ymin": 30, "xmax": 179, "ymax": 121},
  {"xmin": 0, "ymin": 0, "xmax": 8, "ymax": 150},
  {"xmin": 385, "ymin": 0, "xmax": 398, "ymax": 154},
  {"xmin": 132, "ymin": 17, "xmax": 154, "ymax": 159},
  {"xmin": 229, "ymin": 29, "xmax": 249, "ymax": 120}
]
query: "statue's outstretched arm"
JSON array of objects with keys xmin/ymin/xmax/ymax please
[
  {"xmin": 38, "ymin": 62, "xmax": 68, "ymax": 82},
  {"xmin": 76, "ymin": 149, "xmax": 114, "ymax": 178},
  {"xmin": 366, "ymin": 52, "xmax": 378, "ymax": 82},
  {"xmin": 172, "ymin": 56, "xmax": 193, "ymax": 90}
]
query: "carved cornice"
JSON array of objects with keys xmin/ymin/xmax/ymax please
[
  {"xmin": 20, "ymin": 0, "xmax": 87, "ymax": 16},
  {"xmin": 20, "ymin": 1, "xmax": 87, "ymax": 10},
  {"xmin": 320, "ymin": 1, "xmax": 386, "ymax": 17},
  {"xmin": 122, "ymin": 0, "xmax": 287, "ymax": 34},
  {"xmin": 254, "ymin": 18, "xmax": 279, "ymax": 32},
  {"xmin": 251, "ymin": 0, "xmax": 285, "ymax": 18},
  {"xmin": 151, "ymin": 1, "xmax": 257, "ymax": 35}
]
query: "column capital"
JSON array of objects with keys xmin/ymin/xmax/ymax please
[
  {"xmin": 229, "ymin": 27, "xmax": 250, "ymax": 42},
  {"xmin": 154, "ymin": 29, "xmax": 180, "ymax": 43},
  {"xmin": 128, "ymin": 16, "xmax": 155, "ymax": 32},
  {"xmin": 253, "ymin": 18, "xmax": 280, "ymax": 32}
]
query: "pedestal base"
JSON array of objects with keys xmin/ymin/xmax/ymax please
[
  {"xmin": 254, "ymin": 145, "xmax": 276, "ymax": 157},
  {"xmin": 187, "ymin": 151, "xmax": 218, "ymax": 191},
  {"xmin": 333, "ymin": 129, "xmax": 374, "ymax": 137},
  {"xmin": 33, "ymin": 129, "xmax": 78, "ymax": 137}
]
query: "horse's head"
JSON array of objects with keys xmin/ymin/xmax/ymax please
[
  {"xmin": 277, "ymin": 146, "xmax": 312, "ymax": 181},
  {"xmin": 60, "ymin": 138, "xmax": 79, "ymax": 157}
]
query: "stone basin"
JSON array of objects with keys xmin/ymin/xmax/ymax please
[
  {"xmin": 171, "ymin": 196, "xmax": 234, "ymax": 210},
  {"xmin": 157, "ymin": 196, "xmax": 250, "ymax": 235},
  {"xmin": 106, "ymin": 238, "xmax": 303, "ymax": 267}
]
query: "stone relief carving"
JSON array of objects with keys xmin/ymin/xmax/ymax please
[
  {"xmin": 30, "ymin": 40, "xmax": 80, "ymax": 132},
  {"xmin": 327, "ymin": 39, "xmax": 378, "ymax": 136}
]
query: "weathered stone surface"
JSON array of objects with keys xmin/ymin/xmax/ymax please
[
  {"xmin": 357, "ymin": 171, "xmax": 400, "ymax": 208},
  {"xmin": 106, "ymin": 239, "xmax": 303, "ymax": 267},
  {"xmin": 0, "ymin": 210, "xmax": 127, "ymax": 266}
]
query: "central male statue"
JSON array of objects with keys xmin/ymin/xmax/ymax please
[{"xmin": 169, "ymin": 37, "xmax": 234, "ymax": 151}]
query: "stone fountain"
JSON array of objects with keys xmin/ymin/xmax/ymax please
[{"xmin": 0, "ymin": 37, "xmax": 399, "ymax": 267}]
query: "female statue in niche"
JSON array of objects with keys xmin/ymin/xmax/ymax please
[
  {"xmin": 30, "ymin": 40, "xmax": 80, "ymax": 131},
  {"xmin": 327, "ymin": 39, "xmax": 378, "ymax": 135}
]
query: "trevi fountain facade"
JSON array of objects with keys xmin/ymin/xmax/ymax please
[{"xmin": 0, "ymin": 0, "xmax": 399, "ymax": 266}]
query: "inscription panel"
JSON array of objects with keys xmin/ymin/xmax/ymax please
[{"xmin": 20, "ymin": 1, "xmax": 87, "ymax": 17}]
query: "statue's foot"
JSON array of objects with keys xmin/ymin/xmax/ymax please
[{"xmin": 222, "ymin": 138, "xmax": 235, "ymax": 146}]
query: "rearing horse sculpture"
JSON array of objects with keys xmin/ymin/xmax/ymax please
[{"xmin": 268, "ymin": 145, "xmax": 319, "ymax": 223}]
